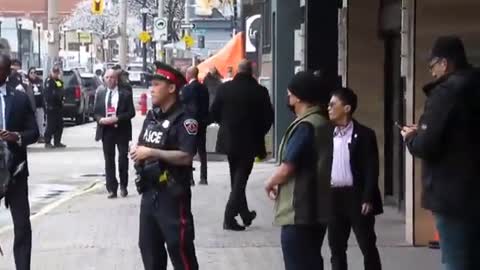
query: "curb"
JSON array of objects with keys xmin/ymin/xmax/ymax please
[{"xmin": 0, "ymin": 180, "xmax": 103, "ymax": 236}]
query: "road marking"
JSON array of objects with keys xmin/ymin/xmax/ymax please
[{"xmin": 0, "ymin": 180, "xmax": 103, "ymax": 236}]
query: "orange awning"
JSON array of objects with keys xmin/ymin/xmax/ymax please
[{"xmin": 198, "ymin": 32, "xmax": 245, "ymax": 80}]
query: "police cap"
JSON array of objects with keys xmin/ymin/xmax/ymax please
[{"xmin": 148, "ymin": 61, "xmax": 187, "ymax": 91}]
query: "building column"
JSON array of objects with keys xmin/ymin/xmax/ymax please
[{"xmin": 272, "ymin": 0, "xmax": 302, "ymax": 157}]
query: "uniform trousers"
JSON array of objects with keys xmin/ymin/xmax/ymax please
[
  {"xmin": 44, "ymin": 109, "xmax": 63, "ymax": 145},
  {"xmin": 139, "ymin": 189, "xmax": 198, "ymax": 270},
  {"xmin": 5, "ymin": 176, "xmax": 32, "ymax": 270}
]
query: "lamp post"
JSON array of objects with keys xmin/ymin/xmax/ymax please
[
  {"xmin": 141, "ymin": 1, "xmax": 148, "ymax": 72},
  {"xmin": 37, "ymin": 24, "xmax": 42, "ymax": 66},
  {"xmin": 76, "ymin": 29, "xmax": 82, "ymax": 66},
  {"xmin": 17, "ymin": 18, "xmax": 23, "ymax": 64},
  {"xmin": 62, "ymin": 26, "xmax": 69, "ymax": 53},
  {"xmin": 89, "ymin": 31, "xmax": 94, "ymax": 72}
]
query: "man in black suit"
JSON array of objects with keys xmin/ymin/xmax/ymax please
[
  {"xmin": 211, "ymin": 60, "xmax": 274, "ymax": 231},
  {"xmin": 0, "ymin": 53, "xmax": 39, "ymax": 270},
  {"xmin": 181, "ymin": 66, "xmax": 209, "ymax": 185},
  {"xmin": 327, "ymin": 87, "xmax": 382, "ymax": 270},
  {"xmin": 94, "ymin": 69, "xmax": 135, "ymax": 199}
]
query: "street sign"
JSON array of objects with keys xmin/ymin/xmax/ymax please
[
  {"xmin": 193, "ymin": 29, "xmax": 206, "ymax": 35},
  {"xmin": 182, "ymin": 34, "xmax": 195, "ymax": 49},
  {"xmin": 78, "ymin": 32, "xmax": 93, "ymax": 43},
  {"xmin": 140, "ymin": 7, "xmax": 150, "ymax": 14},
  {"xmin": 139, "ymin": 31, "xmax": 151, "ymax": 43},
  {"xmin": 180, "ymin": 23, "xmax": 196, "ymax": 29},
  {"xmin": 154, "ymin": 18, "xmax": 168, "ymax": 42}
]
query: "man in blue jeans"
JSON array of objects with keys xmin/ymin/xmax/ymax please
[
  {"xmin": 402, "ymin": 36, "xmax": 480, "ymax": 270},
  {"xmin": 266, "ymin": 71, "xmax": 333, "ymax": 270}
]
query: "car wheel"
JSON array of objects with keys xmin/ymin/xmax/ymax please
[{"xmin": 75, "ymin": 109, "xmax": 86, "ymax": 125}]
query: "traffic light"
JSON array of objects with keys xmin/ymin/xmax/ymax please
[{"xmin": 91, "ymin": 0, "xmax": 104, "ymax": 15}]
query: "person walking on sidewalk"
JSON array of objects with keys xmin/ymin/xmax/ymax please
[
  {"xmin": 27, "ymin": 67, "xmax": 46, "ymax": 143},
  {"xmin": 327, "ymin": 87, "xmax": 383, "ymax": 270},
  {"xmin": 44, "ymin": 66, "xmax": 66, "ymax": 148},
  {"xmin": 181, "ymin": 66, "xmax": 209, "ymax": 185},
  {"xmin": 265, "ymin": 71, "xmax": 332, "ymax": 270},
  {"xmin": 130, "ymin": 62, "xmax": 199, "ymax": 270},
  {"xmin": 211, "ymin": 59, "xmax": 274, "ymax": 231},
  {"xmin": 0, "ymin": 53, "xmax": 40, "ymax": 270},
  {"xmin": 94, "ymin": 69, "xmax": 135, "ymax": 199},
  {"xmin": 203, "ymin": 66, "xmax": 223, "ymax": 109},
  {"xmin": 402, "ymin": 36, "xmax": 480, "ymax": 270}
]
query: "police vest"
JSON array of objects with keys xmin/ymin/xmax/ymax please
[
  {"xmin": 138, "ymin": 107, "xmax": 191, "ymax": 195},
  {"xmin": 139, "ymin": 107, "xmax": 184, "ymax": 150}
]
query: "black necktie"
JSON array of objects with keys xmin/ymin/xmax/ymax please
[{"xmin": 107, "ymin": 90, "xmax": 113, "ymax": 108}]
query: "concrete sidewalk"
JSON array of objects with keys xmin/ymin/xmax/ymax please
[{"xmin": 0, "ymin": 160, "xmax": 440, "ymax": 270}]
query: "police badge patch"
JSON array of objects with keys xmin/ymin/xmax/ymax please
[{"xmin": 184, "ymin": 119, "xmax": 198, "ymax": 135}]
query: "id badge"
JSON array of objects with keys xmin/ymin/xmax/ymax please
[{"xmin": 106, "ymin": 106, "xmax": 116, "ymax": 117}]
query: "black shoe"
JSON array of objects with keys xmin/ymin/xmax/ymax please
[
  {"xmin": 45, "ymin": 143, "xmax": 54, "ymax": 149},
  {"xmin": 54, "ymin": 143, "xmax": 67, "ymax": 148},
  {"xmin": 223, "ymin": 220, "xmax": 246, "ymax": 231},
  {"xmin": 107, "ymin": 192, "xmax": 117, "ymax": 199},
  {"xmin": 120, "ymin": 188, "xmax": 128, "ymax": 198},
  {"xmin": 199, "ymin": 179, "xmax": 208, "ymax": 185},
  {"xmin": 242, "ymin": 211, "xmax": 257, "ymax": 227},
  {"xmin": 38, "ymin": 137, "xmax": 45, "ymax": 144}
]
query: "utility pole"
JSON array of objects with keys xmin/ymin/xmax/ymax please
[
  {"xmin": 184, "ymin": 0, "xmax": 194, "ymax": 65},
  {"xmin": 119, "ymin": 0, "xmax": 128, "ymax": 68},
  {"xmin": 157, "ymin": 0, "xmax": 164, "ymax": 62},
  {"xmin": 48, "ymin": 0, "xmax": 60, "ymax": 72},
  {"xmin": 141, "ymin": 0, "xmax": 148, "ymax": 72}
]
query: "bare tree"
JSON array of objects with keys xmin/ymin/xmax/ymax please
[{"xmin": 64, "ymin": 0, "xmax": 120, "ymax": 61}]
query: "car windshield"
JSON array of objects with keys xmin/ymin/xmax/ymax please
[
  {"xmin": 63, "ymin": 71, "xmax": 78, "ymax": 86},
  {"xmin": 128, "ymin": 66, "xmax": 143, "ymax": 72}
]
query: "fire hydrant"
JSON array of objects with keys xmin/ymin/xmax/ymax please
[{"xmin": 139, "ymin": 92, "xmax": 148, "ymax": 116}]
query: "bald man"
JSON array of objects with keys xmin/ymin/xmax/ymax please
[
  {"xmin": 211, "ymin": 59, "xmax": 274, "ymax": 231},
  {"xmin": 94, "ymin": 69, "xmax": 136, "ymax": 198},
  {"xmin": 181, "ymin": 66, "xmax": 210, "ymax": 185}
]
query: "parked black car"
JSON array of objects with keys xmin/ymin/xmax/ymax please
[
  {"xmin": 62, "ymin": 69, "xmax": 99, "ymax": 124},
  {"xmin": 80, "ymin": 73, "xmax": 102, "ymax": 118}
]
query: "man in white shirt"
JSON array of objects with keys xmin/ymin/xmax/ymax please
[
  {"xmin": 327, "ymin": 87, "xmax": 383, "ymax": 270},
  {"xmin": 94, "ymin": 69, "xmax": 135, "ymax": 199}
]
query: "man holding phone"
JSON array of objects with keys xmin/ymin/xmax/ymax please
[
  {"xmin": 402, "ymin": 36, "xmax": 480, "ymax": 270},
  {"xmin": 0, "ymin": 53, "xmax": 39, "ymax": 270}
]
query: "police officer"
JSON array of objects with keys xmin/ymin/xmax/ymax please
[
  {"xmin": 130, "ymin": 62, "xmax": 199, "ymax": 270},
  {"xmin": 44, "ymin": 65, "xmax": 66, "ymax": 148}
]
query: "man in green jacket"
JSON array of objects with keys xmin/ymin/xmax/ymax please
[{"xmin": 265, "ymin": 71, "xmax": 333, "ymax": 270}]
